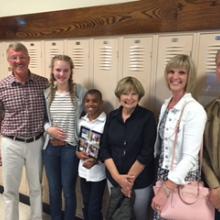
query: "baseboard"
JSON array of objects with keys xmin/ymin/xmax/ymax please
[{"xmin": 0, "ymin": 185, "xmax": 82, "ymax": 220}]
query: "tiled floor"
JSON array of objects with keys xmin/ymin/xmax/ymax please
[{"xmin": 0, "ymin": 193, "xmax": 50, "ymax": 220}]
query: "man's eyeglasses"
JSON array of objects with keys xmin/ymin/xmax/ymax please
[{"xmin": 8, "ymin": 56, "xmax": 28, "ymax": 62}]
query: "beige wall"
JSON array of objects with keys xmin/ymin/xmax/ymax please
[{"xmin": 0, "ymin": 0, "xmax": 137, "ymax": 18}]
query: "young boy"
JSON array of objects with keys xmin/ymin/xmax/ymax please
[{"xmin": 76, "ymin": 89, "xmax": 106, "ymax": 220}]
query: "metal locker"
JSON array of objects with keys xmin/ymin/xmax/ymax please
[{"xmin": 65, "ymin": 39, "xmax": 92, "ymax": 88}]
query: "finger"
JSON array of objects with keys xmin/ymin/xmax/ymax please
[
  {"xmin": 58, "ymin": 133, "xmax": 66, "ymax": 138},
  {"xmin": 128, "ymin": 175, "xmax": 135, "ymax": 180},
  {"xmin": 151, "ymin": 201, "xmax": 157, "ymax": 210},
  {"xmin": 152, "ymin": 201, "xmax": 161, "ymax": 212},
  {"xmin": 121, "ymin": 188, "xmax": 129, "ymax": 197},
  {"xmin": 81, "ymin": 154, "xmax": 89, "ymax": 159},
  {"xmin": 57, "ymin": 128, "xmax": 64, "ymax": 132}
]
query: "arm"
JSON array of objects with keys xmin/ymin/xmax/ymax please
[
  {"xmin": 46, "ymin": 127, "xmax": 66, "ymax": 141},
  {"xmin": 204, "ymin": 154, "xmax": 220, "ymax": 209},
  {"xmin": 152, "ymin": 102, "xmax": 207, "ymax": 211},
  {"xmin": 0, "ymin": 101, "xmax": 4, "ymax": 166},
  {"xmin": 75, "ymin": 151, "xmax": 96, "ymax": 169},
  {"xmin": 44, "ymin": 115, "xmax": 66, "ymax": 141},
  {"xmin": 100, "ymin": 113, "xmax": 134, "ymax": 197},
  {"xmin": 203, "ymin": 146, "xmax": 220, "ymax": 209},
  {"xmin": 152, "ymin": 179, "xmax": 177, "ymax": 211},
  {"xmin": 202, "ymin": 104, "xmax": 220, "ymax": 209},
  {"xmin": 128, "ymin": 111, "xmax": 156, "ymax": 180},
  {"xmin": 99, "ymin": 114, "xmax": 112, "ymax": 161},
  {"xmin": 168, "ymin": 103, "xmax": 207, "ymax": 184},
  {"xmin": 105, "ymin": 158, "xmax": 134, "ymax": 197},
  {"xmin": 202, "ymin": 100, "xmax": 220, "ymax": 188},
  {"xmin": 43, "ymin": 88, "xmax": 66, "ymax": 141},
  {"xmin": 127, "ymin": 160, "xmax": 145, "ymax": 181},
  {"xmin": 203, "ymin": 151, "xmax": 220, "ymax": 188},
  {"xmin": 127, "ymin": 161, "xmax": 145, "ymax": 193}
]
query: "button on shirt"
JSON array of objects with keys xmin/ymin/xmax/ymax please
[
  {"xmin": 0, "ymin": 73, "xmax": 48, "ymax": 137},
  {"xmin": 100, "ymin": 105, "xmax": 156, "ymax": 189},
  {"xmin": 154, "ymin": 93, "xmax": 207, "ymax": 184},
  {"xmin": 78, "ymin": 112, "xmax": 106, "ymax": 182}
]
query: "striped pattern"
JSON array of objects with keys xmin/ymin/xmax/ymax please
[{"xmin": 50, "ymin": 92, "xmax": 77, "ymax": 146}]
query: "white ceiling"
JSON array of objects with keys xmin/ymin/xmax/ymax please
[{"xmin": 0, "ymin": 0, "xmax": 138, "ymax": 18}]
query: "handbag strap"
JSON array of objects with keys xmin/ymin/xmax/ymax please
[
  {"xmin": 171, "ymin": 101, "xmax": 203, "ymax": 174},
  {"xmin": 170, "ymin": 101, "xmax": 204, "ymax": 204},
  {"xmin": 170, "ymin": 101, "xmax": 192, "ymax": 170}
]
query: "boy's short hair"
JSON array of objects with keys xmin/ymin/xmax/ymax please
[{"xmin": 84, "ymin": 89, "xmax": 103, "ymax": 101}]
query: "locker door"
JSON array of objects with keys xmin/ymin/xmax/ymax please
[
  {"xmin": 44, "ymin": 40, "xmax": 64, "ymax": 79},
  {"xmin": 0, "ymin": 42, "xmax": 8, "ymax": 79},
  {"xmin": 21, "ymin": 41, "xmax": 44, "ymax": 76},
  {"xmin": 65, "ymin": 39, "xmax": 91, "ymax": 88},
  {"xmin": 155, "ymin": 34, "xmax": 194, "ymax": 112},
  {"xmin": 93, "ymin": 38, "xmax": 119, "ymax": 111},
  {"xmin": 196, "ymin": 32, "xmax": 220, "ymax": 105},
  {"xmin": 123, "ymin": 35, "xmax": 153, "ymax": 108}
]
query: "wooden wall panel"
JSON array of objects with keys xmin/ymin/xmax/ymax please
[{"xmin": 0, "ymin": 0, "xmax": 220, "ymax": 40}]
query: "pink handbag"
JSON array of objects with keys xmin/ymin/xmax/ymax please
[
  {"xmin": 153, "ymin": 181, "xmax": 214, "ymax": 220},
  {"xmin": 153, "ymin": 102, "xmax": 215, "ymax": 220}
]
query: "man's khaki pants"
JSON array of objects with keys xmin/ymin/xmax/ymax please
[{"xmin": 1, "ymin": 136, "xmax": 43, "ymax": 220}]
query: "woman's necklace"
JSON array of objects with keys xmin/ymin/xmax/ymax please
[
  {"xmin": 168, "ymin": 93, "xmax": 185, "ymax": 110},
  {"xmin": 168, "ymin": 101, "xmax": 177, "ymax": 110}
]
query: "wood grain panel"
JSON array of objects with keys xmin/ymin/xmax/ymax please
[{"xmin": 0, "ymin": 0, "xmax": 220, "ymax": 40}]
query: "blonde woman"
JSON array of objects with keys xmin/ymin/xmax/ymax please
[
  {"xmin": 43, "ymin": 55, "xmax": 86, "ymax": 220},
  {"xmin": 151, "ymin": 55, "xmax": 207, "ymax": 220}
]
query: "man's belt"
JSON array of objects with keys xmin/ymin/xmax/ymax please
[{"xmin": 5, "ymin": 133, "xmax": 43, "ymax": 143}]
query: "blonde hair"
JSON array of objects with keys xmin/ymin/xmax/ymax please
[
  {"xmin": 115, "ymin": 76, "xmax": 145, "ymax": 100},
  {"xmin": 49, "ymin": 55, "xmax": 76, "ymax": 106},
  {"xmin": 164, "ymin": 54, "xmax": 196, "ymax": 92}
]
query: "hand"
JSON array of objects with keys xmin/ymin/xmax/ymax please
[
  {"xmin": 209, "ymin": 188, "xmax": 220, "ymax": 210},
  {"xmin": 120, "ymin": 175, "xmax": 135, "ymax": 198},
  {"xmin": 115, "ymin": 174, "xmax": 135, "ymax": 198},
  {"xmin": 121, "ymin": 186, "xmax": 134, "ymax": 198},
  {"xmin": 151, "ymin": 186, "xmax": 169, "ymax": 213},
  {"xmin": 47, "ymin": 127, "xmax": 66, "ymax": 141},
  {"xmin": 76, "ymin": 151, "xmax": 89, "ymax": 160},
  {"xmin": 83, "ymin": 158, "xmax": 97, "ymax": 169},
  {"xmin": 127, "ymin": 175, "xmax": 136, "ymax": 187}
]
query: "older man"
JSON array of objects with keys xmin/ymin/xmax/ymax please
[{"xmin": 0, "ymin": 42, "xmax": 48, "ymax": 220}]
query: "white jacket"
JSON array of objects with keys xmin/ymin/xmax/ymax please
[{"xmin": 154, "ymin": 93, "xmax": 207, "ymax": 184}]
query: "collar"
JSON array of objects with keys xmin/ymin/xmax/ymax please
[
  {"xmin": 117, "ymin": 104, "xmax": 140, "ymax": 114},
  {"xmin": 81, "ymin": 112, "xmax": 106, "ymax": 123},
  {"xmin": 113, "ymin": 105, "xmax": 141, "ymax": 122},
  {"xmin": 10, "ymin": 70, "xmax": 34, "ymax": 85},
  {"xmin": 163, "ymin": 93, "xmax": 192, "ymax": 112}
]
